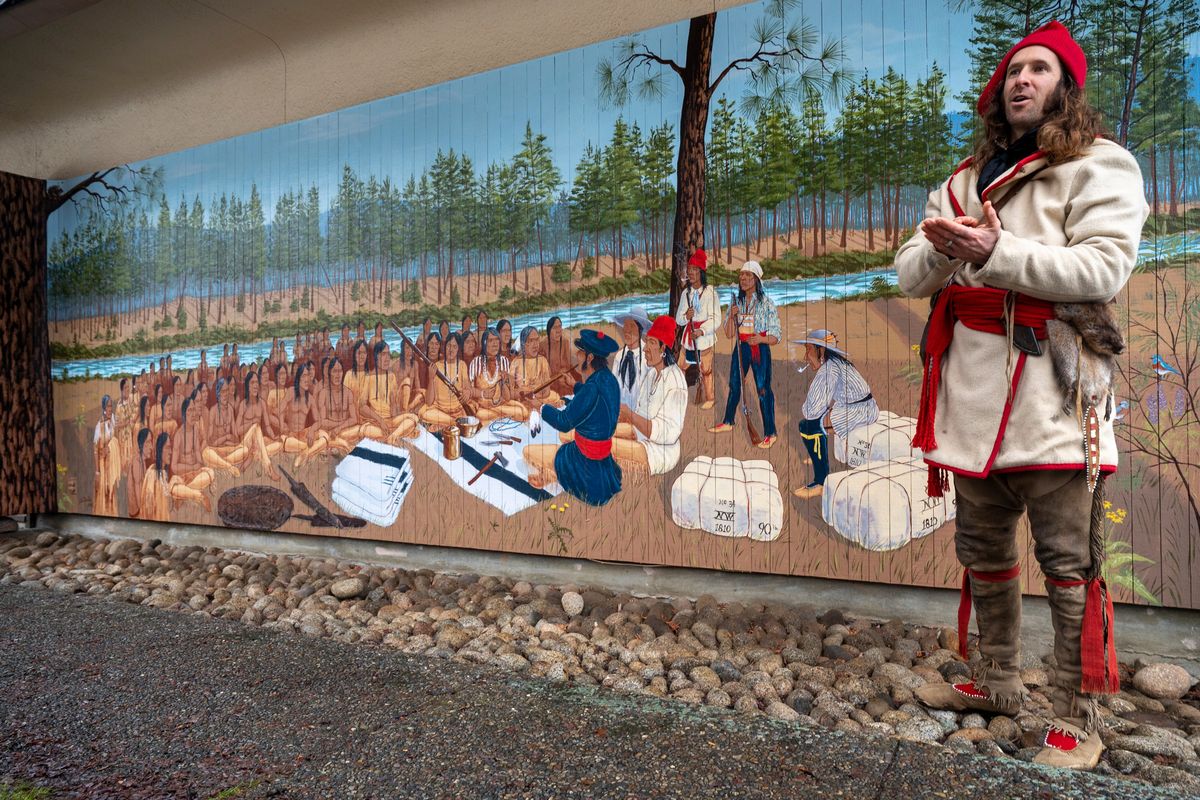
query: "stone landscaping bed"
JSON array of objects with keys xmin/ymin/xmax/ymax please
[{"xmin": 3, "ymin": 530, "xmax": 1199, "ymax": 791}]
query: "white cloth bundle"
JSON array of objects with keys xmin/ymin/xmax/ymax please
[
  {"xmin": 670, "ymin": 456, "xmax": 783, "ymax": 541},
  {"xmin": 821, "ymin": 456, "xmax": 956, "ymax": 551},
  {"xmin": 833, "ymin": 410, "xmax": 921, "ymax": 467},
  {"xmin": 332, "ymin": 474, "xmax": 411, "ymax": 527},
  {"xmin": 335, "ymin": 439, "xmax": 411, "ymax": 497},
  {"xmin": 331, "ymin": 439, "xmax": 413, "ymax": 527}
]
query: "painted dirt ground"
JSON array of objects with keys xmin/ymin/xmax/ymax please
[{"xmin": 54, "ymin": 269, "xmax": 1197, "ymax": 610}]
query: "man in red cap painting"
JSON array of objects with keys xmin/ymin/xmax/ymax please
[
  {"xmin": 674, "ymin": 248, "xmax": 721, "ymax": 409},
  {"xmin": 895, "ymin": 21, "xmax": 1147, "ymax": 769},
  {"xmin": 613, "ymin": 315, "xmax": 689, "ymax": 477}
]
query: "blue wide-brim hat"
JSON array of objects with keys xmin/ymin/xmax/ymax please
[
  {"xmin": 612, "ymin": 305, "xmax": 652, "ymax": 334},
  {"xmin": 575, "ymin": 328, "xmax": 620, "ymax": 357}
]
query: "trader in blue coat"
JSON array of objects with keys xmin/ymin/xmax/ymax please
[{"xmin": 522, "ymin": 329, "xmax": 623, "ymax": 506}]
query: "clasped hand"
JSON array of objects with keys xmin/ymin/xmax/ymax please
[{"xmin": 921, "ymin": 200, "xmax": 1001, "ymax": 265}]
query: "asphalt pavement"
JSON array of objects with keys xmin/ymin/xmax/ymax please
[{"xmin": 0, "ymin": 583, "xmax": 1189, "ymax": 800}]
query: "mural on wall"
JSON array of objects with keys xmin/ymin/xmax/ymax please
[{"xmin": 47, "ymin": 0, "xmax": 1200, "ymax": 608}]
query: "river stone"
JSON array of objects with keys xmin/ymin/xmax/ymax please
[
  {"xmin": 1133, "ymin": 663, "xmax": 1195, "ymax": 701},
  {"xmin": 561, "ymin": 591, "xmax": 585, "ymax": 617},
  {"xmin": 330, "ymin": 577, "xmax": 367, "ymax": 600},
  {"xmin": 705, "ymin": 689, "xmax": 732, "ymax": 708},
  {"xmin": 1107, "ymin": 749, "xmax": 1152, "ymax": 774},
  {"xmin": 220, "ymin": 564, "xmax": 244, "ymax": 581},
  {"xmin": 947, "ymin": 727, "xmax": 994, "ymax": 744},
  {"xmin": 1165, "ymin": 700, "xmax": 1200, "ymax": 725},
  {"xmin": 896, "ymin": 716, "xmax": 944, "ymax": 743},
  {"xmin": 690, "ymin": 666, "xmax": 722, "ymax": 692},
  {"xmin": 945, "ymin": 736, "xmax": 976, "ymax": 754},
  {"xmin": 928, "ymin": 709, "xmax": 958, "ymax": 736},
  {"xmin": 734, "ymin": 695, "xmax": 760, "ymax": 714},
  {"xmin": 1123, "ymin": 691, "xmax": 1168, "ymax": 713},
  {"xmin": 1142, "ymin": 764, "xmax": 1200, "ymax": 790},
  {"xmin": 436, "ymin": 627, "xmax": 474, "ymax": 651},
  {"xmin": 493, "ymin": 653, "xmax": 529, "ymax": 671},
  {"xmin": 1102, "ymin": 694, "xmax": 1140, "ymax": 715},
  {"xmin": 961, "ymin": 713, "xmax": 987, "ymax": 730},
  {"xmin": 145, "ymin": 592, "xmax": 179, "ymax": 609},
  {"xmin": 711, "ymin": 659, "xmax": 742, "ymax": 683},
  {"xmin": 834, "ymin": 676, "xmax": 878, "ymax": 706},
  {"xmin": 874, "ymin": 662, "xmax": 926, "ymax": 691},
  {"xmin": 818, "ymin": 609, "xmax": 847, "ymax": 627},
  {"xmin": 987, "ymin": 716, "xmax": 1021, "ymax": 742},
  {"xmin": 829, "ymin": 718, "xmax": 860, "ymax": 735},
  {"xmin": 1110, "ymin": 726, "xmax": 1197, "ymax": 761},
  {"xmin": 766, "ymin": 701, "xmax": 800, "ymax": 721}
]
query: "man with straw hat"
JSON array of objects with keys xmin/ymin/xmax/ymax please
[
  {"xmin": 790, "ymin": 330, "xmax": 878, "ymax": 499},
  {"xmin": 894, "ymin": 20, "xmax": 1147, "ymax": 769}
]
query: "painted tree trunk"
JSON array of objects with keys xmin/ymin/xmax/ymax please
[
  {"xmin": 0, "ymin": 170, "xmax": 55, "ymax": 515},
  {"xmin": 820, "ymin": 190, "xmax": 827, "ymax": 249},
  {"xmin": 840, "ymin": 188, "xmax": 850, "ymax": 248},
  {"xmin": 1169, "ymin": 148, "xmax": 1178, "ymax": 217},
  {"xmin": 811, "ymin": 193, "xmax": 819, "ymax": 257},
  {"xmin": 866, "ymin": 188, "xmax": 875, "ymax": 250},
  {"xmin": 1149, "ymin": 147, "xmax": 1159, "ymax": 217},
  {"xmin": 794, "ymin": 191, "xmax": 804, "ymax": 254},
  {"xmin": 669, "ymin": 13, "xmax": 715, "ymax": 317}
]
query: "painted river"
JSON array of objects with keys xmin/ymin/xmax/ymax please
[{"xmin": 50, "ymin": 232, "xmax": 1198, "ymax": 380}]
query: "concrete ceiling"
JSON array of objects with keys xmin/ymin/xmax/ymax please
[{"xmin": 0, "ymin": 0, "xmax": 744, "ymax": 180}]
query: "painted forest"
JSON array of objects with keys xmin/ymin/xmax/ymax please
[{"xmin": 48, "ymin": 0, "xmax": 1198, "ymax": 359}]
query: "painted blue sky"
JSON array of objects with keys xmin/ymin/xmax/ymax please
[{"xmin": 49, "ymin": 0, "xmax": 1200, "ymax": 235}]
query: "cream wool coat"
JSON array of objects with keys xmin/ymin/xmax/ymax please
[{"xmin": 895, "ymin": 138, "xmax": 1147, "ymax": 477}]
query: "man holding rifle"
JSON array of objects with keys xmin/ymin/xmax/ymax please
[{"xmin": 707, "ymin": 261, "xmax": 780, "ymax": 448}]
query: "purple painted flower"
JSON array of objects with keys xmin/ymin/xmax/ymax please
[{"xmin": 1144, "ymin": 385, "xmax": 1168, "ymax": 425}]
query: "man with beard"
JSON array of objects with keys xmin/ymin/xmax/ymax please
[{"xmin": 895, "ymin": 22, "xmax": 1147, "ymax": 769}]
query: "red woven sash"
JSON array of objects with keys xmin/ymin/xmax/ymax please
[
  {"xmin": 914, "ymin": 287, "xmax": 1056, "ymax": 495},
  {"xmin": 739, "ymin": 331, "xmax": 767, "ymax": 364},
  {"xmin": 574, "ymin": 433, "xmax": 612, "ymax": 460},
  {"xmin": 958, "ymin": 565, "xmax": 1021, "ymax": 658},
  {"xmin": 1046, "ymin": 575, "xmax": 1120, "ymax": 694}
]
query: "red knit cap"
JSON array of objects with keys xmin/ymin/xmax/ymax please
[
  {"xmin": 647, "ymin": 315, "xmax": 677, "ymax": 350},
  {"xmin": 976, "ymin": 20, "xmax": 1087, "ymax": 117},
  {"xmin": 688, "ymin": 248, "xmax": 708, "ymax": 270}
]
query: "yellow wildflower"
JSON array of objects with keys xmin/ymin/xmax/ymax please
[{"xmin": 1103, "ymin": 501, "xmax": 1112, "ymax": 510}]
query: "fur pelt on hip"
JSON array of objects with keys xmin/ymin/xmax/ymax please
[{"xmin": 1046, "ymin": 301, "xmax": 1125, "ymax": 418}]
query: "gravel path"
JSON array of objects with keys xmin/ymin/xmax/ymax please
[{"xmin": 1, "ymin": 530, "xmax": 1198, "ymax": 799}]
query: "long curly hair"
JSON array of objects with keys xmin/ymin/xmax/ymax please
[{"xmin": 973, "ymin": 73, "xmax": 1106, "ymax": 167}]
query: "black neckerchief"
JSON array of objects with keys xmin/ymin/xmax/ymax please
[{"xmin": 977, "ymin": 127, "xmax": 1040, "ymax": 199}]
